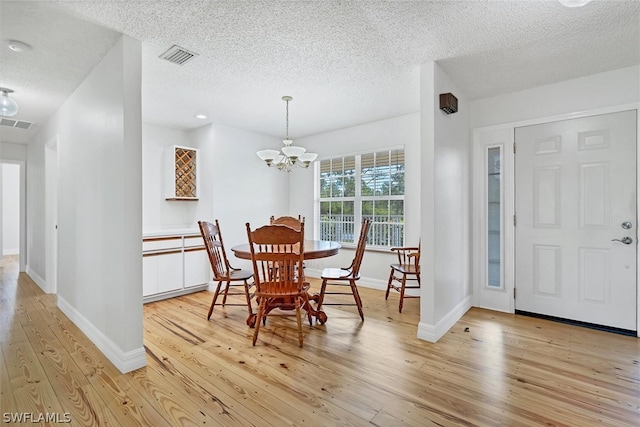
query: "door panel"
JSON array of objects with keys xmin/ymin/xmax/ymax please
[{"xmin": 515, "ymin": 110, "xmax": 637, "ymax": 330}]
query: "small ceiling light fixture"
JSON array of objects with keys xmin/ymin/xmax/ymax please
[
  {"xmin": 0, "ymin": 87, "xmax": 19, "ymax": 117},
  {"xmin": 7, "ymin": 39, "xmax": 32, "ymax": 52},
  {"xmin": 256, "ymin": 96, "xmax": 318, "ymax": 172},
  {"xmin": 195, "ymin": 114, "xmax": 207, "ymax": 119},
  {"xmin": 558, "ymin": 0, "xmax": 593, "ymax": 7}
]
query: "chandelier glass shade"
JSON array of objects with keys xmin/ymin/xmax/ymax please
[
  {"xmin": 0, "ymin": 88, "xmax": 18, "ymax": 117},
  {"xmin": 256, "ymin": 96, "xmax": 318, "ymax": 172}
]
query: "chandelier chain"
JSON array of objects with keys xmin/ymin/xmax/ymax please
[{"xmin": 285, "ymin": 98, "xmax": 289, "ymax": 140}]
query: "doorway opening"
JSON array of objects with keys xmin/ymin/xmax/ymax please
[{"xmin": 2, "ymin": 163, "xmax": 21, "ymax": 267}]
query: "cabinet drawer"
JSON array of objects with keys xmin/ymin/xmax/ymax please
[
  {"xmin": 143, "ymin": 236, "xmax": 182, "ymax": 252},
  {"xmin": 184, "ymin": 235, "xmax": 204, "ymax": 249}
]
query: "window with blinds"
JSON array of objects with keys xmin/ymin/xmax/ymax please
[{"xmin": 318, "ymin": 147, "xmax": 404, "ymax": 247}]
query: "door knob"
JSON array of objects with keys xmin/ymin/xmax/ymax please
[{"xmin": 611, "ymin": 237, "xmax": 633, "ymax": 244}]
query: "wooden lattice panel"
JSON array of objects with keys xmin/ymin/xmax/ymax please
[{"xmin": 174, "ymin": 148, "xmax": 197, "ymax": 198}]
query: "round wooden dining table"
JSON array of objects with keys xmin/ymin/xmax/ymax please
[
  {"xmin": 230, "ymin": 240, "xmax": 340, "ymax": 326},
  {"xmin": 230, "ymin": 240, "xmax": 341, "ymax": 260}
]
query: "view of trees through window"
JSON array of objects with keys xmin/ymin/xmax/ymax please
[{"xmin": 318, "ymin": 148, "xmax": 404, "ymax": 247}]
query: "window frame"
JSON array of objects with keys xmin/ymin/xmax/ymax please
[{"xmin": 314, "ymin": 145, "xmax": 405, "ymax": 249}]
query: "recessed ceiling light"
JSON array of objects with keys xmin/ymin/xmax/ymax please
[
  {"xmin": 195, "ymin": 114, "xmax": 207, "ymax": 119},
  {"xmin": 7, "ymin": 39, "xmax": 32, "ymax": 52},
  {"xmin": 558, "ymin": 0, "xmax": 593, "ymax": 7}
]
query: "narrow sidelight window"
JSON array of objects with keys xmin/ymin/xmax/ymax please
[{"xmin": 487, "ymin": 146, "xmax": 503, "ymax": 288}]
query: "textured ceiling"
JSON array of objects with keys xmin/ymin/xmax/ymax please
[{"xmin": 1, "ymin": 0, "xmax": 639, "ymax": 145}]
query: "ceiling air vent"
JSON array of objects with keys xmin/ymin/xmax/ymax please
[
  {"xmin": 159, "ymin": 44, "xmax": 198, "ymax": 65},
  {"xmin": 0, "ymin": 117, "xmax": 33, "ymax": 130}
]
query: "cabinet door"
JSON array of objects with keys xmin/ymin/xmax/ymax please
[
  {"xmin": 142, "ymin": 256, "xmax": 158, "ymax": 296},
  {"xmin": 184, "ymin": 248, "xmax": 211, "ymax": 288},
  {"xmin": 156, "ymin": 252, "xmax": 184, "ymax": 293}
]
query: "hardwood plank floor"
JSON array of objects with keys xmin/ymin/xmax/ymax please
[{"xmin": 1, "ymin": 254, "xmax": 639, "ymax": 426}]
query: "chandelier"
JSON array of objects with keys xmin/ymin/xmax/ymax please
[{"xmin": 256, "ymin": 96, "xmax": 318, "ymax": 172}]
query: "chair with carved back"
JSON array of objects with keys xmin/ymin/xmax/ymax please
[
  {"xmin": 198, "ymin": 220, "xmax": 255, "ymax": 325},
  {"xmin": 316, "ymin": 218, "xmax": 371, "ymax": 323},
  {"xmin": 246, "ymin": 222, "xmax": 310, "ymax": 347},
  {"xmin": 270, "ymin": 215, "xmax": 307, "ymax": 272},
  {"xmin": 269, "ymin": 215, "xmax": 305, "ymax": 231},
  {"xmin": 385, "ymin": 241, "xmax": 421, "ymax": 312}
]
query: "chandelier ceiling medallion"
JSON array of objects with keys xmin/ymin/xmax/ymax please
[{"xmin": 256, "ymin": 96, "xmax": 318, "ymax": 172}]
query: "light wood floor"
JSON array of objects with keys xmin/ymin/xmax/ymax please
[{"xmin": 1, "ymin": 254, "xmax": 639, "ymax": 426}]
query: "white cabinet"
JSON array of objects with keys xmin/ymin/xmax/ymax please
[
  {"xmin": 143, "ymin": 251, "xmax": 184, "ymax": 296},
  {"xmin": 157, "ymin": 252, "xmax": 185, "ymax": 293},
  {"xmin": 184, "ymin": 249, "xmax": 211, "ymax": 288},
  {"xmin": 142, "ymin": 231, "xmax": 211, "ymax": 302},
  {"xmin": 142, "ymin": 256, "xmax": 159, "ymax": 296}
]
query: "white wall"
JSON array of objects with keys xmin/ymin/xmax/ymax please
[
  {"xmin": 45, "ymin": 139, "xmax": 58, "ymax": 295},
  {"xmin": 2, "ymin": 164, "xmax": 20, "ymax": 255},
  {"xmin": 0, "ymin": 166, "xmax": 2, "ymax": 259},
  {"xmin": 0, "ymin": 142, "xmax": 28, "ymax": 160},
  {"xmin": 142, "ymin": 123, "xmax": 200, "ymax": 230},
  {"xmin": 191, "ymin": 123, "xmax": 288, "ymax": 269},
  {"xmin": 418, "ymin": 62, "xmax": 472, "ymax": 341},
  {"xmin": 27, "ymin": 128, "xmax": 46, "ymax": 281},
  {"xmin": 470, "ymin": 65, "xmax": 640, "ymax": 128},
  {"xmin": 433, "ymin": 64, "xmax": 472, "ymax": 321},
  {"xmin": 203, "ymin": 123, "xmax": 289, "ymax": 240},
  {"xmin": 142, "ymin": 121, "xmax": 286, "ymax": 263},
  {"xmin": 291, "ymin": 113, "xmax": 421, "ymax": 286},
  {"xmin": 28, "ymin": 35, "xmax": 145, "ymax": 373}
]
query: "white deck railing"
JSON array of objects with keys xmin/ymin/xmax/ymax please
[{"xmin": 319, "ymin": 214, "xmax": 404, "ymax": 246}]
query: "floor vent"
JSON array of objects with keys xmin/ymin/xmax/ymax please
[
  {"xmin": 0, "ymin": 118, "xmax": 33, "ymax": 130},
  {"xmin": 159, "ymin": 44, "xmax": 198, "ymax": 65}
]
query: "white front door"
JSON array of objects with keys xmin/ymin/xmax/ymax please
[{"xmin": 515, "ymin": 110, "xmax": 637, "ymax": 331}]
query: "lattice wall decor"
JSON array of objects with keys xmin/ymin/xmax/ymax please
[
  {"xmin": 174, "ymin": 148, "xmax": 197, "ymax": 197},
  {"xmin": 165, "ymin": 145, "xmax": 199, "ymax": 200}
]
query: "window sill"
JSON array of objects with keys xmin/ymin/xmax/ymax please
[{"xmin": 336, "ymin": 243, "xmax": 395, "ymax": 254}]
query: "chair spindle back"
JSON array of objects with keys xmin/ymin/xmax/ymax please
[
  {"xmin": 246, "ymin": 223, "xmax": 305, "ymax": 296},
  {"xmin": 199, "ymin": 220, "xmax": 230, "ymax": 278}
]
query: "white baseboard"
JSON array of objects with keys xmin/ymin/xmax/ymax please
[
  {"xmin": 3, "ymin": 248, "xmax": 19, "ymax": 256},
  {"xmin": 57, "ymin": 296, "xmax": 147, "ymax": 373},
  {"xmin": 206, "ymin": 280, "xmax": 217, "ymax": 292},
  {"xmin": 26, "ymin": 265, "xmax": 48, "ymax": 293},
  {"xmin": 143, "ymin": 283, "xmax": 210, "ymax": 304},
  {"xmin": 417, "ymin": 295, "xmax": 473, "ymax": 343},
  {"xmin": 303, "ymin": 268, "xmax": 472, "ymax": 342}
]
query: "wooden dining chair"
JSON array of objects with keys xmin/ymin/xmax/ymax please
[
  {"xmin": 385, "ymin": 241, "xmax": 421, "ymax": 313},
  {"xmin": 270, "ymin": 215, "xmax": 307, "ymax": 272},
  {"xmin": 198, "ymin": 220, "xmax": 255, "ymax": 324},
  {"xmin": 269, "ymin": 215, "xmax": 305, "ymax": 231},
  {"xmin": 316, "ymin": 218, "xmax": 371, "ymax": 323},
  {"xmin": 246, "ymin": 222, "xmax": 310, "ymax": 347}
]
